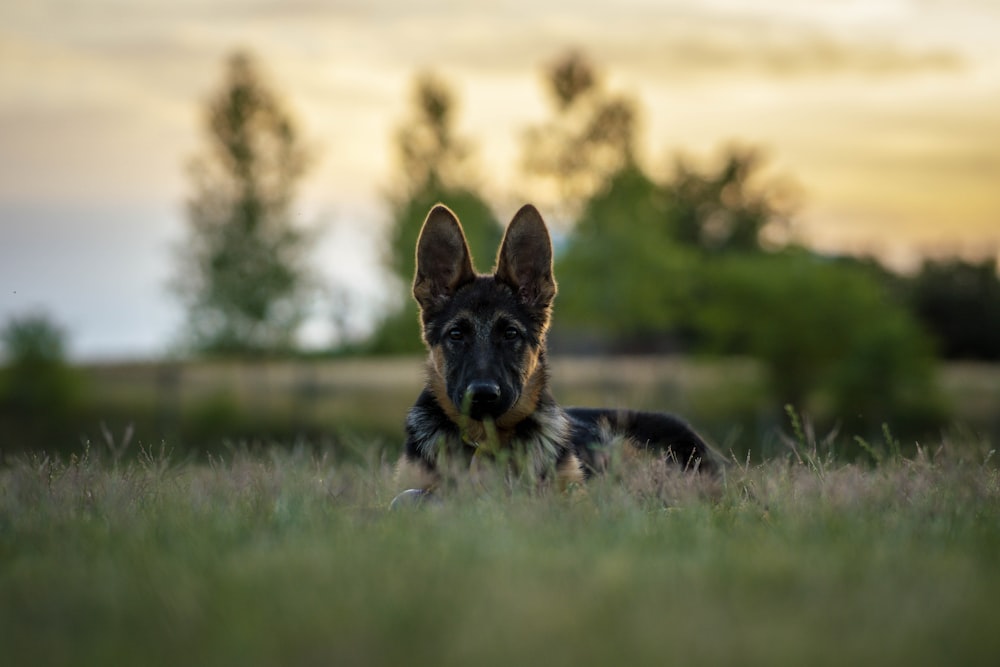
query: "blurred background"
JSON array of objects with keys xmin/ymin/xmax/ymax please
[{"xmin": 2, "ymin": 0, "xmax": 999, "ymax": 460}]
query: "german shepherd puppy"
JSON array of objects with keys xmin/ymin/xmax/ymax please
[{"xmin": 394, "ymin": 203, "xmax": 720, "ymax": 501}]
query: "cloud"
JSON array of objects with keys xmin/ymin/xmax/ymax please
[
  {"xmin": 0, "ymin": 1, "xmax": 994, "ymax": 224},
  {"xmin": 617, "ymin": 33, "xmax": 962, "ymax": 80},
  {"xmin": 2, "ymin": 2, "xmax": 969, "ymax": 92},
  {"xmin": 256, "ymin": 5, "xmax": 967, "ymax": 83}
]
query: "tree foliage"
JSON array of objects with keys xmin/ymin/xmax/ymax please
[
  {"xmin": 538, "ymin": 62, "xmax": 946, "ymax": 434},
  {"xmin": 0, "ymin": 312, "xmax": 81, "ymax": 442},
  {"xmin": 692, "ymin": 253, "xmax": 947, "ymax": 433},
  {"xmin": 173, "ymin": 51, "xmax": 315, "ymax": 356},
  {"xmin": 385, "ymin": 74, "xmax": 501, "ymax": 279},
  {"xmin": 907, "ymin": 257, "xmax": 1000, "ymax": 360},
  {"xmin": 552, "ymin": 146, "xmax": 790, "ymax": 344},
  {"xmin": 667, "ymin": 147, "xmax": 794, "ymax": 253},
  {"xmin": 522, "ymin": 50, "xmax": 639, "ymax": 218},
  {"xmin": 393, "ymin": 73, "xmax": 474, "ymax": 201},
  {"xmin": 0, "ymin": 312, "xmax": 69, "ymax": 366},
  {"xmin": 554, "ymin": 166, "xmax": 697, "ymax": 345}
]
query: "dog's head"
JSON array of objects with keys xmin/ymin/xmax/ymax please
[{"xmin": 413, "ymin": 204, "xmax": 557, "ymax": 427}]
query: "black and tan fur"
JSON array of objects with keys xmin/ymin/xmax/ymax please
[{"xmin": 395, "ymin": 203, "xmax": 720, "ymax": 497}]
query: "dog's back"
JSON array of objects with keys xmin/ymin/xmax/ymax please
[{"xmin": 566, "ymin": 407, "xmax": 719, "ymax": 474}]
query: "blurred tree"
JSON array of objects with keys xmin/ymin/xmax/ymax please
[
  {"xmin": 386, "ymin": 73, "xmax": 502, "ymax": 282},
  {"xmin": 0, "ymin": 312, "xmax": 82, "ymax": 448},
  {"xmin": 553, "ymin": 166, "xmax": 697, "ymax": 349},
  {"xmin": 522, "ymin": 50, "xmax": 640, "ymax": 219},
  {"xmin": 0, "ymin": 312, "xmax": 69, "ymax": 365},
  {"xmin": 172, "ymin": 51, "xmax": 316, "ymax": 356},
  {"xmin": 369, "ymin": 73, "xmax": 502, "ymax": 354},
  {"xmin": 693, "ymin": 252, "xmax": 947, "ymax": 436},
  {"xmin": 907, "ymin": 257, "xmax": 1000, "ymax": 360},
  {"xmin": 666, "ymin": 147, "xmax": 794, "ymax": 253},
  {"xmin": 393, "ymin": 73, "xmax": 474, "ymax": 202},
  {"xmin": 551, "ymin": 144, "xmax": 794, "ymax": 350}
]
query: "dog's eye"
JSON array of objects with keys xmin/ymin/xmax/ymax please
[
  {"xmin": 504, "ymin": 326, "xmax": 520, "ymax": 341},
  {"xmin": 447, "ymin": 327, "xmax": 464, "ymax": 342}
]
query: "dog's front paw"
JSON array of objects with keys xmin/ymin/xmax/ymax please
[{"xmin": 389, "ymin": 488, "xmax": 438, "ymax": 511}]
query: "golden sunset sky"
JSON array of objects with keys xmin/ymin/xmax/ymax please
[{"xmin": 1, "ymin": 0, "xmax": 998, "ymax": 357}]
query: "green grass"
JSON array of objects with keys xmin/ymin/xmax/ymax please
[{"xmin": 2, "ymin": 437, "xmax": 999, "ymax": 667}]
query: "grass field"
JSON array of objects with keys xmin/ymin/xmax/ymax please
[{"xmin": 2, "ymin": 431, "xmax": 998, "ymax": 666}]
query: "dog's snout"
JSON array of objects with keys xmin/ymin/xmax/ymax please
[
  {"xmin": 462, "ymin": 380, "xmax": 503, "ymax": 420},
  {"xmin": 466, "ymin": 380, "xmax": 501, "ymax": 406}
]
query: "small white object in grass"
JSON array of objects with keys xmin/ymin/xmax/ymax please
[{"xmin": 389, "ymin": 488, "xmax": 436, "ymax": 510}]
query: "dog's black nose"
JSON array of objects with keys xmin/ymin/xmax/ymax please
[
  {"xmin": 467, "ymin": 380, "xmax": 501, "ymax": 404},
  {"xmin": 464, "ymin": 380, "xmax": 502, "ymax": 418}
]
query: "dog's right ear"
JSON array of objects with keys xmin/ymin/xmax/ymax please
[{"xmin": 413, "ymin": 205, "xmax": 477, "ymax": 312}]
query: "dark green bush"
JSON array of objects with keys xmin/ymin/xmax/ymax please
[
  {"xmin": 692, "ymin": 252, "xmax": 948, "ymax": 438},
  {"xmin": 0, "ymin": 313, "xmax": 84, "ymax": 452}
]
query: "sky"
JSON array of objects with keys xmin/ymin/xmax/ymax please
[{"xmin": 1, "ymin": 0, "xmax": 999, "ymax": 360}]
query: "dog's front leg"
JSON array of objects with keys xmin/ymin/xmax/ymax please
[{"xmin": 391, "ymin": 451, "xmax": 441, "ymax": 510}]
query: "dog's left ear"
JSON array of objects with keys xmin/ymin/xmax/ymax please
[{"xmin": 495, "ymin": 204, "xmax": 557, "ymax": 309}]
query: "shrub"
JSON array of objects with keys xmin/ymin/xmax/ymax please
[
  {"xmin": 0, "ymin": 313, "xmax": 83, "ymax": 450},
  {"xmin": 692, "ymin": 252, "xmax": 948, "ymax": 438}
]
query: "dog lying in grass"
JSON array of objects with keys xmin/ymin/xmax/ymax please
[{"xmin": 393, "ymin": 204, "xmax": 721, "ymax": 506}]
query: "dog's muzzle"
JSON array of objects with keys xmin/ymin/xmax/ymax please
[{"xmin": 463, "ymin": 380, "xmax": 503, "ymax": 421}]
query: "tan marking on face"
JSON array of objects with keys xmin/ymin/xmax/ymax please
[
  {"xmin": 428, "ymin": 348, "xmax": 461, "ymax": 420},
  {"xmin": 429, "ymin": 345, "xmax": 447, "ymax": 378},
  {"xmin": 495, "ymin": 345, "xmax": 544, "ymax": 430}
]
